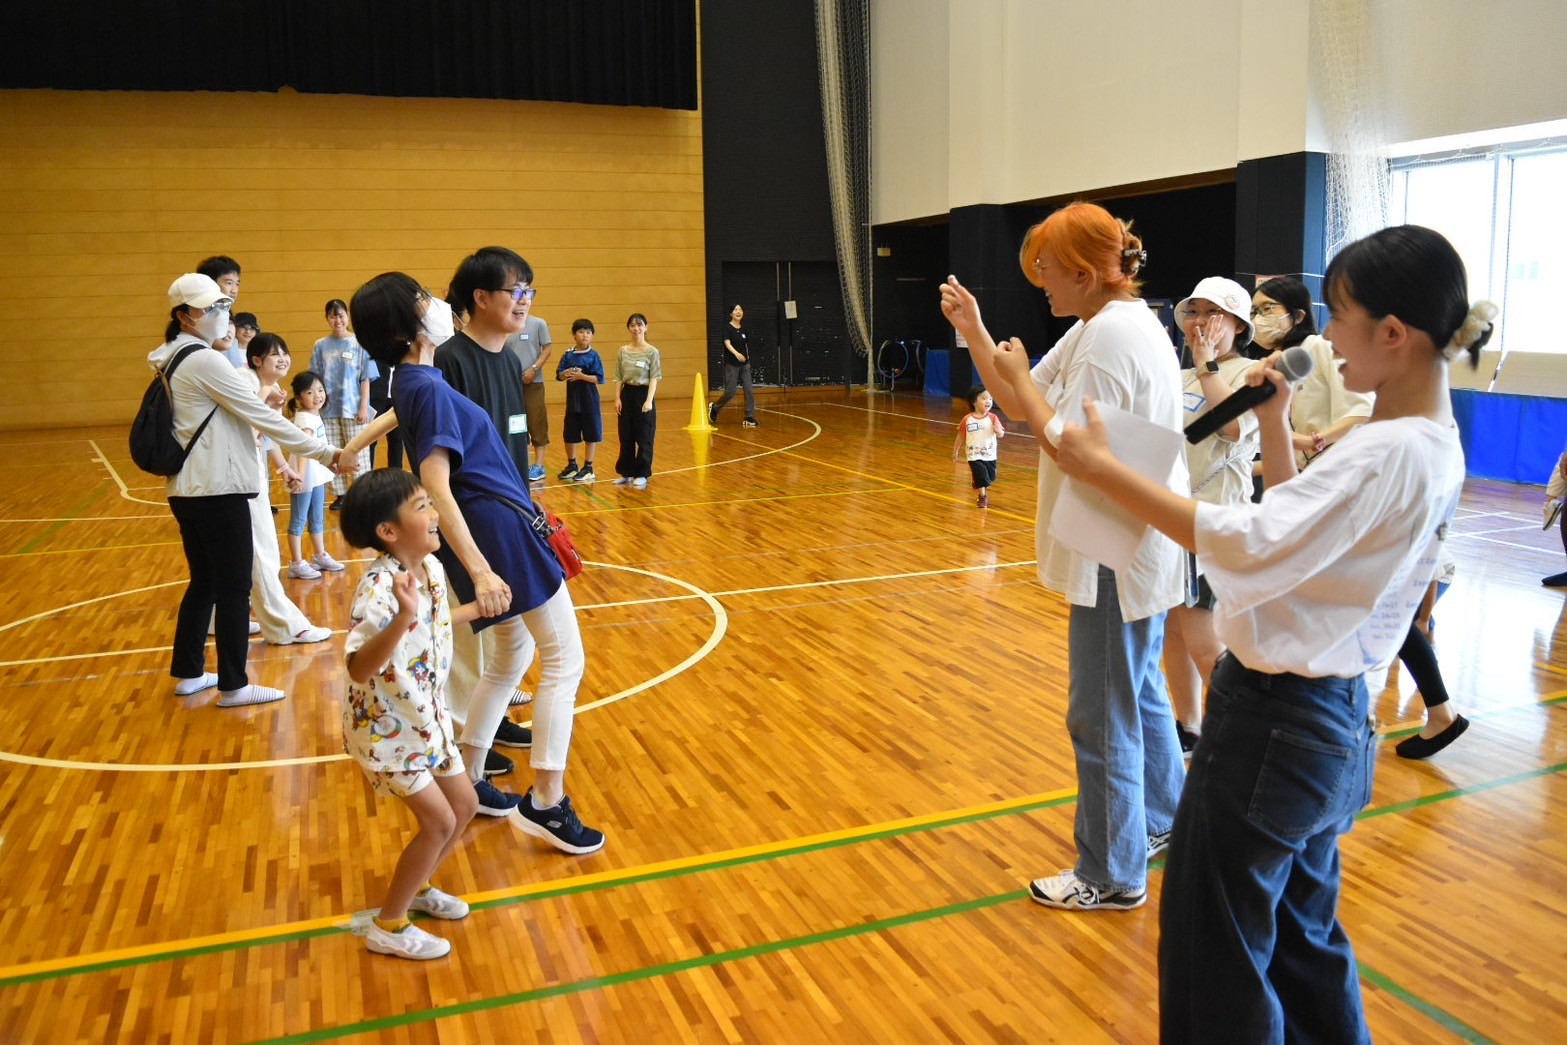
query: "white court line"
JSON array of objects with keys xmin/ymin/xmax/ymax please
[
  {"xmin": 88, "ymin": 439, "xmax": 168, "ymax": 507},
  {"xmin": 1447, "ymin": 532, "xmax": 1559, "ymax": 556},
  {"xmin": 1453, "ymin": 523, "xmax": 1548, "ymax": 538},
  {"xmin": 0, "ymin": 562, "xmax": 726, "ymax": 773}
]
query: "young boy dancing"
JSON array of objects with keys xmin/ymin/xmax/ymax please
[{"xmin": 341, "ymin": 468, "xmax": 481, "ymax": 960}]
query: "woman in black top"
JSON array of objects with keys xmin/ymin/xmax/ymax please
[{"xmin": 709, "ymin": 303, "xmax": 759, "ymax": 427}]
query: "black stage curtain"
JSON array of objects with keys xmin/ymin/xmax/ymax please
[{"xmin": 1, "ymin": 0, "xmax": 697, "ymax": 110}]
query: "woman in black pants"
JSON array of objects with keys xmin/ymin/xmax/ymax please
[
  {"xmin": 709, "ymin": 303, "xmax": 759, "ymax": 427},
  {"xmin": 613, "ymin": 313, "xmax": 662, "ymax": 490},
  {"xmin": 149, "ymin": 274, "xmax": 346, "ymax": 708}
]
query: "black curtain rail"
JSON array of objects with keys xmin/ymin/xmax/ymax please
[{"xmin": 0, "ymin": 0, "xmax": 697, "ymax": 110}]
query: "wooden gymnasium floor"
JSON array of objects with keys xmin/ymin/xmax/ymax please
[{"xmin": 1, "ymin": 389, "xmax": 1565, "ymax": 1043}]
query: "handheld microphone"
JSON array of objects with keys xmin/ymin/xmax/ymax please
[{"xmin": 1184, "ymin": 345, "xmax": 1314, "ymax": 445}]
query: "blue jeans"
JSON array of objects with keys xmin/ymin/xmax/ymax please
[
  {"xmin": 1066, "ymin": 566, "xmax": 1185, "ymax": 892},
  {"xmin": 1159, "ymin": 653, "xmax": 1375, "ymax": 1045},
  {"xmin": 288, "ymin": 485, "xmax": 325, "ymax": 537}
]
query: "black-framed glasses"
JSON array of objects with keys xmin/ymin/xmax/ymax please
[{"xmin": 488, "ymin": 285, "xmax": 537, "ymax": 303}]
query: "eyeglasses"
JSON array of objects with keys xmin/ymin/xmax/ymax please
[
  {"xmin": 1250, "ymin": 303, "xmax": 1288, "ymax": 318},
  {"xmin": 199, "ymin": 302, "xmax": 231, "ymax": 315},
  {"xmin": 488, "ymin": 285, "xmax": 537, "ymax": 303}
]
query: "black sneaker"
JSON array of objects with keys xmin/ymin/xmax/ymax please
[
  {"xmin": 517, "ymin": 790, "xmax": 605, "ymax": 854},
  {"xmin": 493, "ymin": 718, "xmax": 533, "ymax": 749},
  {"xmin": 708, "ymin": 403, "xmax": 719, "ymax": 425},
  {"xmin": 557, "ymin": 464, "xmax": 579, "ymax": 480},
  {"xmin": 1175, "ymin": 722, "xmax": 1199, "ymax": 760},
  {"xmin": 484, "ymin": 749, "xmax": 514, "ymax": 778},
  {"xmin": 329, "ymin": 496, "xmax": 344, "ymax": 511},
  {"xmin": 743, "ymin": 416, "xmax": 761, "ymax": 428},
  {"xmin": 473, "ymin": 778, "xmax": 523, "ymax": 817}
]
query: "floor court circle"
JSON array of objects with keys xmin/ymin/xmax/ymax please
[{"xmin": 0, "ymin": 561, "xmax": 727, "ymax": 774}]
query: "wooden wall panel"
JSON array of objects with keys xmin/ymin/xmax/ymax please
[{"xmin": 0, "ymin": 89, "xmax": 706, "ymax": 431}]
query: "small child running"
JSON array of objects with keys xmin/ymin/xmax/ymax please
[
  {"xmin": 341, "ymin": 468, "xmax": 481, "ymax": 960},
  {"xmin": 953, "ymin": 384, "xmax": 1005, "ymax": 508}
]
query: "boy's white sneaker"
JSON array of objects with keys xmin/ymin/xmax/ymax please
[
  {"xmin": 408, "ymin": 887, "xmax": 469, "ymax": 920},
  {"xmin": 365, "ymin": 922, "xmax": 451, "ymax": 960}
]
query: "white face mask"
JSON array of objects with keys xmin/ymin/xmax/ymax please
[
  {"xmin": 1251, "ymin": 311, "xmax": 1293, "ymax": 348},
  {"xmin": 421, "ymin": 296, "xmax": 455, "ymax": 345},
  {"xmin": 195, "ymin": 307, "xmax": 230, "ymax": 343}
]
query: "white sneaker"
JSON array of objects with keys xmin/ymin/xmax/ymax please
[
  {"xmin": 365, "ymin": 922, "xmax": 451, "ymax": 960},
  {"xmin": 312, "ymin": 552, "xmax": 345, "ymax": 572},
  {"xmin": 612, "ymin": 477, "xmax": 633, "ymax": 486},
  {"xmin": 509, "ymin": 689, "xmax": 534, "ymax": 707},
  {"xmin": 215, "ymin": 685, "xmax": 286, "ymax": 708},
  {"xmin": 632, "ymin": 477, "xmax": 648, "ymax": 490},
  {"xmin": 285, "ymin": 625, "xmax": 333, "ymax": 645},
  {"xmin": 408, "ymin": 887, "xmax": 469, "ymax": 920},
  {"xmin": 287, "ymin": 560, "xmax": 322, "ymax": 580},
  {"xmin": 1028, "ymin": 870, "xmax": 1146, "ymax": 911}
]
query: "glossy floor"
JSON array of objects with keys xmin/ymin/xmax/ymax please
[{"xmin": 1, "ymin": 392, "xmax": 1563, "ymax": 1042}]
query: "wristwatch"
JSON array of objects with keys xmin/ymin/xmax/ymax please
[{"xmin": 1203, "ymin": 360, "xmax": 1221, "ymax": 374}]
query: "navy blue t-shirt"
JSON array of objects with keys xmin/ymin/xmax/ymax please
[
  {"xmin": 555, "ymin": 347, "xmax": 605, "ymax": 416},
  {"xmin": 391, "ymin": 364, "xmax": 564, "ymax": 622}
]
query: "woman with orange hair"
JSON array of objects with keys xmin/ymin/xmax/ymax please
[{"xmin": 940, "ymin": 202, "xmax": 1188, "ymax": 912}]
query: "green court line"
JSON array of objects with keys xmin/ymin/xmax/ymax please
[
  {"xmin": 0, "ymin": 792, "xmax": 1077, "ymax": 989},
  {"xmin": 9, "ymin": 746, "xmax": 1567, "ymax": 1012},
  {"xmin": 1381, "ymin": 691, "xmax": 1567, "ymax": 741},
  {"xmin": 15, "ymin": 483, "xmax": 105, "ymax": 555},
  {"xmin": 248, "ymin": 891, "xmax": 1025, "ymax": 1045},
  {"xmin": 1359, "ymin": 962, "xmax": 1498, "ymax": 1043}
]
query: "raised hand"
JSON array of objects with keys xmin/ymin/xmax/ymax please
[{"xmin": 391, "ymin": 568, "xmax": 419, "ymax": 620}]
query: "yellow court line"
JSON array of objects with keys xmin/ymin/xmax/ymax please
[{"xmin": 0, "ymin": 786, "xmax": 1077, "ymax": 981}]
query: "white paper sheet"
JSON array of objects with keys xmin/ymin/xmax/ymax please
[{"xmin": 1047, "ymin": 403, "xmax": 1184, "ymax": 571}]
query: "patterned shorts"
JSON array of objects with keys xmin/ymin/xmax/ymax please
[{"xmin": 361, "ymin": 751, "xmax": 465, "ymax": 799}]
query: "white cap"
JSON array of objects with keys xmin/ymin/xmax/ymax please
[
  {"xmin": 1177, "ymin": 276, "xmax": 1255, "ymax": 345},
  {"xmin": 167, "ymin": 273, "xmax": 230, "ymax": 311}
]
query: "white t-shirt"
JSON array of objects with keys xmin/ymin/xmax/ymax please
[
  {"xmin": 1181, "ymin": 355, "xmax": 1260, "ymax": 507},
  {"xmin": 1031, "ymin": 299, "xmax": 1188, "ymax": 621},
  {"xmin": 962, "ymin": 411, "xmax": 1004, "ymax": 461},
  {"xmin": 288, "ymin": 410, "xmax": 335, "ymax": 492},
  {"xmin": 1290, "ymin": 334, "xmax": 1375, "ymax": 467},
  {"xmin": 1194, "ymin": 417, "xmax": 1465, "ymax": 677}
]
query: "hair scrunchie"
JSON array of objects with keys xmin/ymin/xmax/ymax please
[{"xmin": 1449, "ymin": 300, "xmax": 1499, "ymax": 354}]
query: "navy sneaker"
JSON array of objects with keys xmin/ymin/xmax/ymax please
[
  {"xmin": 484, "ymin": 749, "xmax": 514, "ymax": 778},
  {"xmin": 517, "ymin": 790, "xmax": 605, "ymax": 854},
  {"xmin": 493, "ymin": 718, "xmax": 533, "ymax": 749},
  {"xmin": 473, "ymin": 778, "xmax": 523, "ymax": 817}
]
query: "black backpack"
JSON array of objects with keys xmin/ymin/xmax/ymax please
[{"xmin": 129, "ymin": 343, "xmax": 219, "ymax": 476}]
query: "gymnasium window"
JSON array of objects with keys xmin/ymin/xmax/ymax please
[{"xmin": 1389, "ymin": 141, "xmax": 1567, "ymax": 354}]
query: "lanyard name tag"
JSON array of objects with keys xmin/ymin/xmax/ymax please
[
  {"xmin": 508, "ymin": 413, "xmax": 528, "ymax": 435},
  {"xmin": 1183, "ymin": 391, "xmax": 1206, "ymax": 413}
]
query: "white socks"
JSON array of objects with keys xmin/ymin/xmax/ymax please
[{"xmin": 174, "ymin": 672, "xmax": 219, "ymax": 696}]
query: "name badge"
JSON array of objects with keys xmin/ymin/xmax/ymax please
[
  {"xmin": 634, "ymin": 359, "xmax": 647, "ymax": 370},
  {"xmin": 967, "ymin": 420, "xmax": 981, "ymax": 432},
  {"xmin": 519, "ymin": 334, "xmax": 531, "ymax": 342},
  {"xmin": 507, "ymin": 413, "xmax": 528, "ymax": 435},
  {"xmin": 1183, "ymin": 391, "xmax": 1206, "ymax": 413},
  {"xmin": 342, "ymin": 349, "xmax": 355, "ymax": 361}
]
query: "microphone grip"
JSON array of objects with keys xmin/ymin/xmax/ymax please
[{"xmin": 1184, "ymin": 380, "xmax": 1276, "ymax": 444}]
